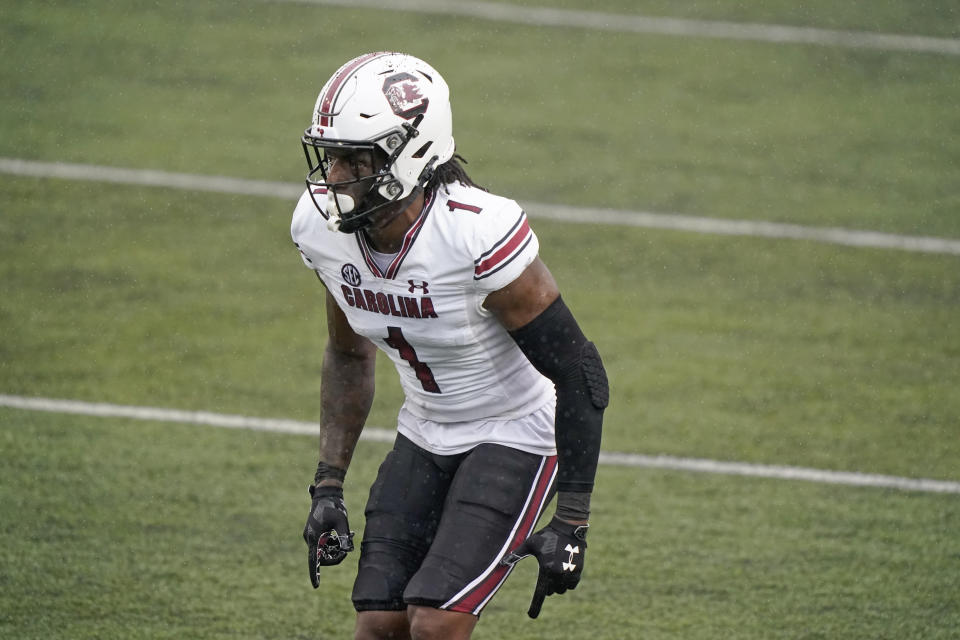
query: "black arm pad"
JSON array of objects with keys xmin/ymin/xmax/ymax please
[{"xmin": 509, "ymin": 295, "xmax": 608, "ymax": 494}]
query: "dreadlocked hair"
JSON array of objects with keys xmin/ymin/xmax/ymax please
[{"xmin": 427, "ymin": 153, "xmax": 485, "ymax": 193}]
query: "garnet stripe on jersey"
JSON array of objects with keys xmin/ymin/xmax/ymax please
[
  {"xmin": 473, "ymin": 234, "xmax": 533, "ymax": 282},
  {"xmin": 384, "ymin": 189, "xmax": 435, "ymax": 279},
  {"xmin": 355, "ymin": 189, "xmax": 435, "ymax": 280},
  {"xmin": 475, "ymin": 212, "xmax": 525, "ymax": 264},
  {"xmin": 318, "ymin": 52, "xmax": 389, "ymax": 127},
  {"xmin": 355, "ymin": 233, "xmax": 384, "ymax": 277},
  {"xmin": 444, "ymin": 455, "xmax": 558, "ymax": 614},
  {"xmin": 473, "ymin": 215, "xmax": 532, "ymax": 279}
]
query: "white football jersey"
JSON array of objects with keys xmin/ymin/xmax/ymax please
[{"xmin": 291, "ymin": 182, "xmax": 557, "ymax": 456}]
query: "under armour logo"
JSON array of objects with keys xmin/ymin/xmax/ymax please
[
  {"xmin": 408, "ymin": 280, "xmax": 429, "ymax": 294},
  {"xmin": 562, "ymin": 544, "xmax": 580, "ymax": 572}
]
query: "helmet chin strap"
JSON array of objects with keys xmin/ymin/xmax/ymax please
[
  {"xmin": 367, "ymin": 187, "xmax": 424, "ymax": 232},
  {"xmin": 326, "ymin": 186, "xmax": 418, "ymax": 235},
  {"xmin": 325, "ymin": 152, "xmax": 436, "ymax": 234},
  {"xmin": 363, "ymin": 156, "xmax": 437, "ymax": 233}
]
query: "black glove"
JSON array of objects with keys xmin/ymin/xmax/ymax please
[
  {"xmin": 501, "ymin": 516, "xmax": 588, "ymax": 618},
  {"xmin": 303, "ymin": 485, "xmax": 354, "ymax": 588}
]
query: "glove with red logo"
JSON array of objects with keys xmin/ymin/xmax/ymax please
[{"xmin": 501, "ymin": 516, "xmax": 589, "ymax": 618}]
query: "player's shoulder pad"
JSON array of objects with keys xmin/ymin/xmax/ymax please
[
  {"xmin": 435, "ymin": 183, "xmax": 538, "ymax": 289},
  {"xmin": 291, "ymin": 189, "xmax": 333, "ymax": 270},
  {"xmin": 291, "ymin": 188, "xmax": 326, "ymax": 241},
  {"xmin": 435, "ymin": 183, "xmax": 527, "ymax": 242},
  {"xmin": 435, "ymin": 182, "xmax": 521, "ymax": 224}
]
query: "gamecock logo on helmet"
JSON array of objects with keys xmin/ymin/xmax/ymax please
[{"xmin": 382, "ymin": 72, "xmax": 429, "ymax": 120}]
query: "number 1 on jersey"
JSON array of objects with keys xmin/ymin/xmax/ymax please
[{"xmin": 384, "ymin": 326, "xmax": 441, "ymax": 394}]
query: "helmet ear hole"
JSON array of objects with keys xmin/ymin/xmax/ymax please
[{"xmin": 411, "ymin": 141, "xmax": 433, "ymax": 159}]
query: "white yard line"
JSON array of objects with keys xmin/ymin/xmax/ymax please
[
  {"xmin": 526, "ymin": 203, "xmax": 960, "ymax": 255},
  {"xmin": 275, "ymin": 0, "xmax": 960, "ymax": 56},
  {"xmin": 0, "ymin": 157, "xmax": 301, "ymax": 200},
  {"xmin": 2, "ymin": 394, "xmax": 959, "ymax": 495},
  {"xmin": 3, "ymin": 157, "xmax": 959, "ymax": 256}
]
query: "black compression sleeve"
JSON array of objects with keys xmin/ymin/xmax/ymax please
[{"xmin": 509, "ymin": 295, "xmax": 609, "ymax": 494}]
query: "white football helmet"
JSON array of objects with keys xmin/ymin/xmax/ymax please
[{"xmin": 301, "ymin": 52, "xmax": 456, "ymax": 233}]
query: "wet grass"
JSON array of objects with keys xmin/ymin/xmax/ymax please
[{"xmin": 1, "ymin": 1, "xmax": 958, "ymax": 637}]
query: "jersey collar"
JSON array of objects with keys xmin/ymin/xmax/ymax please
[{"xmin": 356, "ymin": 188, "xmax": 435, "ymax": 280}]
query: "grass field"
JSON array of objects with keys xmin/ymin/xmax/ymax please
[{"xmin": 2, "ymin": 1, "xmax": 959, "ymax": 638}]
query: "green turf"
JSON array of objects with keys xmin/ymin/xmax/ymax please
[
  {"xmin": 2, "ymin": 411, "xmax": 958, "ymax": 639},
  {"xmin": 1, "ymin": 1, "xmax": 959, "ymax": 638},
  {"xmin": 2, "ymin": 175, "xmax": 958, "ymax": 479},
  {"xmin": 486, "ymin": 0, "xmax": 960, "ymax": 38},
  {"xmin": 1, "ymin": 1, "xmax": 959, "ymax": 235}
]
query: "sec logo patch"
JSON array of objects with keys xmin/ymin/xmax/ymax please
[{"xmin": 341, "ymin": 263, "xmax": 362, "ymax": 287}]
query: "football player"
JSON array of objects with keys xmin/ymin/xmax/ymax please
[{"xmin": 292, "ymin": 52, "xmax": 608, "ymax": 640}]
